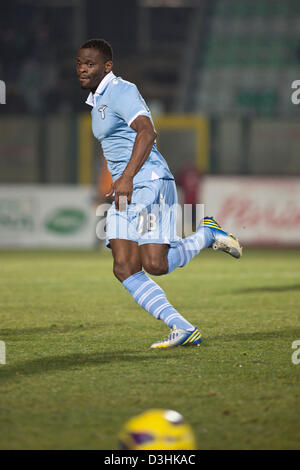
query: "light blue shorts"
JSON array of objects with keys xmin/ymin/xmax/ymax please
[{"xmin": 106, "ymin": 178, "xmax": 179, "ymax": 248}]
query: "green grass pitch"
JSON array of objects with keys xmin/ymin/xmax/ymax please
[{"xmin": 0, "ymin": 248, "xmax": 300, "ymax": 449}]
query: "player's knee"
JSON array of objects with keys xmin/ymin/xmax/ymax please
[
  {"xmin": 143, "ymin": 258, "xmax": 168, "ymax": 276},
  {"xmin": 113, "ymin": 259, "xmax": 138, "ymax": 282},
  {"xmin": 113, "ymin": 260, "xmax": 129, "ymax": 282}
]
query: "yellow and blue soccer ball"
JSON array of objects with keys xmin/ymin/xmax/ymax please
[{"xmin": 119, "ymin": 409, "xmax": 196, "ymax": 450}]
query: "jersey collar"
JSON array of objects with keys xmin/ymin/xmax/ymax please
[{"xmin": 85, "ymin": 71, "xmax": 116, "ymax": 107}]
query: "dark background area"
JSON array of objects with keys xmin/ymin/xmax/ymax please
[{"xmin": 1, "ymin": 0, "xmax": 300, "ymax": 184}]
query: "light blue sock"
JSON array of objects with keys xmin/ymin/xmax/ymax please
[
  {"xmin": 167, "ymin": 227, "xmax": 214, "ymax": 274},
  {"xmin": 122, "ymin": 270, "xmax": 194, "ymax": 331}
]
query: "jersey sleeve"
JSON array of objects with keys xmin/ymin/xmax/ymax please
[{"xmin": 112, "ymin": 81, "xmax": 151, "ymax": 126}]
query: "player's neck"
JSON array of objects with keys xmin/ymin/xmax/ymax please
[{"xmin": 91, "ymin": 71, "xmax": 112, "ymax": 94}]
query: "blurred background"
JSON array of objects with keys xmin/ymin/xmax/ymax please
[{"xmin": 0, "ymin": 0, "xmax": 300, "ymax": 248}]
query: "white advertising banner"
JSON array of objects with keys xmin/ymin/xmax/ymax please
[
  {"xmin": 0, "ymin": 185, "xmax": 96, "ymax": 248},
  {"xmin": 201, "ymin": 177, "xmax": 300, "ymax": 246}
]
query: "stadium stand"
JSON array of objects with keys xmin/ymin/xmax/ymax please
[{"xmin": 182, "ymin": 0, "xmax": 300, "ymax": 116}]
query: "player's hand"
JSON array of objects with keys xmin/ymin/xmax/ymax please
[{"xmin": 106, "ymin": 174, "xmax": 133, "ymax": 211}]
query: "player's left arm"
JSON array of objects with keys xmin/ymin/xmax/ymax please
[{"xmin": 106, "ymin": 115, "xmax": 156, "ymax": 210}]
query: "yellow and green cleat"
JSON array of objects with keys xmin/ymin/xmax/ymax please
[
  {"xmin": 199, "ymin": 217, "xmax": 243, "ymax": 259},
  {"xmin": 150, "ymin": 326, "xmax": 202, "ymax": 349}
]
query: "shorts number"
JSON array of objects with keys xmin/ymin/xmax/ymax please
[
  {"xmin": 147, "ymin": 213, "xmax": 157, "ymax": 231},
  {"xmin": 138, "ymin": 212, "xmax": 157, "ymax": 233}
]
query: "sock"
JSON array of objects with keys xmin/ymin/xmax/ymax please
[
  {"xmin": 167, "ymin": 226, "xmax": 214, "ymax": 274},
  {"xmin": 122, "ymin": 270, "xmax": 194, "ymax": 331}
]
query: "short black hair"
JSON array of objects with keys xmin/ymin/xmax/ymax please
[{"xmin": 80, "ymin": 38, "xmax": 113, "ymax": 62}]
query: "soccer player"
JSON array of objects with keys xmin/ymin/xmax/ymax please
[{"xmin": 76, "ymin": 39, "xmax": 242, "ymax": 349}]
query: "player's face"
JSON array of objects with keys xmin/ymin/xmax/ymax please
[{"xmin": 76, "ymin": 48, "xmax": 112, "ymax": 92}]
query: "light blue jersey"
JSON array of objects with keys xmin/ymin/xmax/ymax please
[{"xmin": 85, "ymin": 71, "xmax": 174, "ymax": 184}]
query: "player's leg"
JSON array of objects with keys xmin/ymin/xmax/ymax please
[
  {"xmin": 110, "ymin": 239, "xmax": 142, "ymax": 282},
  {"xmin": 167, "ymin": 217, "xmax": 242, "ymax": 274},
  {"xmin": 138, "ymin": 242, "xmax": 201, "ymax": 346},
  {"xmin": 106, "ymin": 181, "xmax": 199, "ymax": 348},
  {"xmin": 166, "ymin": 220, "xmax": 214, "ymax": 273},
  {"xmin": 109, "ymin": 237, "xmax": 199, "ymax": 344},
  {"xmin": 137, "ymin": 179, "xmax": 214, "ymax": 275},
  {"xmin": 138, "ymin": 216, "xmax": 240, "ymax": 276},
  {"xmin": 112, "ymin": 240, "xmax": 196, "ymax": 334},
  {"xmin": 139, "ymin": 243, "xmax": 169, "ymax": 276},
  {"xmin": 152, "ymin": 179, "xmax": 242, "ymax": 274}
]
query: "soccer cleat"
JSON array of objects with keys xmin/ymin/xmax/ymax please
[
  {"xmin": 199, "ymin": 216, "xmax": 242, "ymax": 259},
  {"xmin": 150, "ymin": 326, "xmax": 202, "ymax": 349}
]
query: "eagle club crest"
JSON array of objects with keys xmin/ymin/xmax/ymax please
[{"xmin": 98, "ymin": 105, "xmax": 108, "ymax": 119}]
